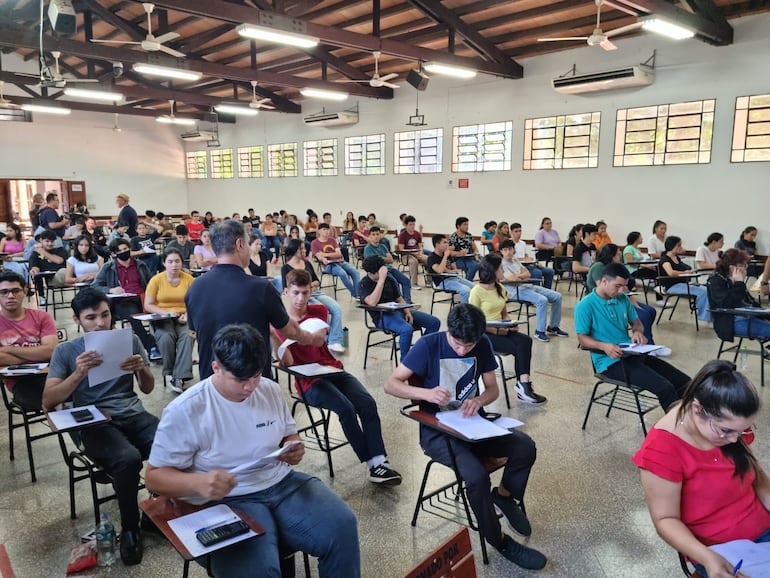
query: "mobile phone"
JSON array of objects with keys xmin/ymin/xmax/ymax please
[{"xmin": 71, "ymin": 408, "xmax": 94, "ymax": 423}]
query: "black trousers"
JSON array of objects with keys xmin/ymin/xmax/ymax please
[{"xmin": 603, "ymin": 355, "xmax": 690, "ymax": 411}]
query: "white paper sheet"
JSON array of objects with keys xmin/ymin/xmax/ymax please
[
  {"xmin": 133, "ymin": 312, "xmax": 177, "ymax": 321},
  {"xmin": 276, "ymin": 339, "xmax": 296, "ymax": 361},
  {"xmin": 83, "ymin": 328, "xmax": 133, "ymax": 386},
  {"xmin": 288, "ymin": 363, "xmax": 344, "ymax": 377},
  {"xmin": 0, "ymin": 362, "xmax": 48, "ymax": 375},
  {"xmin": 436, "ymin": 410, "xmax": 514, "ymax": 440},
  {"xmin": 299, "ymin": 317, "xmax": 329, "ymax": 333},
  {"xmin": 620, "ymin": 343, "xmax": 664, "ymax": 354},
  {"xmin": 709, "ymin": 539, "xmax": 770, "ymax": 577},
  {"xmin": 229, "ymin": 441, "xmax": 303, "ymax": 473},
  {"xmin": 166, "ymin": 504, "xmax": 258, "ymax": 558},
  {"xmin": 493, "ymin": 416, "xmax": 524, "ymax": 430},
  {"xmin": 47, "ymin": 405, "xmax": 108, "ymax": 431},
  {"xmin": 378, "ymin": 302, "xmax": 412, "ymax": 309}
]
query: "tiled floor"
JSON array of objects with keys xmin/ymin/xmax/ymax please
[{"xmin": 1, "ymin": 279, "xmax": 768, "ymax": 577}]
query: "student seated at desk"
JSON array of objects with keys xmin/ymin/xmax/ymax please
[
  {"xmin": 449, "ymin": 217, "xmax": 480, "ymax": 281},
  {"xmin": 633, "ymin": 360, "xmax": 770, "ymax": 578},
  {"xmin": 28, "ymin": 229, "xmax": 68, "ymax": 305},
  {"xmin": 146, "ymin": 324, "xmax": 361, "ymax": 578},
  {"xmin": 707, "ymin": 248, "xmax": 770, "ymax": 341},
  {"xmin": 42, "ymin": 288, "xmax": 156, "ymax": 566},
  {"xmin": 0, "ymin": 271, "xmax": 57, "ymax": 409},
  {"xmin": 576, "ymin": 263, "xmax": 690, "ymax": 411},
  {"xmin": 359, "ymin": 255, "xmax": 440, "ymax": 357},
  {"xmin": 0, "ymin": 224, "xmax": 28, "ymax": 282},
  {"xmin": 571, "ymin": 224, "xmax": 598, "ymax": 276},
  {"xmin": 695, "ymin": 233, "xmax": 724, "ymax": 271},
  {"xmin": 646, "ymin": 220, "xmax": 668, "ymax": 260},
  {"xmin": 397, "ymin": 215, "xmax": 428, "ymax": 288},
  {"xmin": 384, "ymin": 304, "xmax": 547, "ymax": 571},
  {"xmin": 470, "ymin": 254, "xmax": 546, "ymax": 405},
  {"xmin": 65, "ymin": 235, "xmax": 103, "ymax": 286},
  {"xmin": 363, "ymin": 226, "xmax": 412, "ymax": 302},
  {"xmin": 658, "ymin": 236, "xmax": 712, "ymax": 323},
  {"xmin": 426, "ymin": 234, "xmax": 476, "ymax": 303},
  {"xmin": 144, "ymin": 249, "xmax": 194, "ymax": 393},
  {"xmin": 274, "ymin": 269, "xmax": 402, "ymax": 485},
  {"xmin": 623, "ymin": 231, "xmax": 656, "ymax": 276}
]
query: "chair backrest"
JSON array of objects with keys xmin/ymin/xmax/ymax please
[{"xmin": 403, "ymin": 527, "xmax": 476, "ymax": 578}]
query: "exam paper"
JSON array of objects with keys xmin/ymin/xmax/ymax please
[
  {"xmin": 83, "ymin": 328, "xmax": 132, "ymax": 386},
  {"xmin": 709, "ymin": 539, "xmax": 770, "ymax": 577},
  {"xmin": 436, "ymin": 410, "xmax": 514, "ymax": 440},
  {"xmin": 299, "ymin": 317, "xmax": 329, "ymax": 333},
  {"xmin": 47, "ymin": 405, "xmax": 108, "ymax": 431},
  {"xmin": 620, "ymin": 344, "xmax": 663, "ymax": 354},
  {"xmin": 288, "ymin": 363, "xmax": 344, "ymax": 377},
  {"xmin": 167, "ymin": 504, "xmax": 258, "ymax": 558}
]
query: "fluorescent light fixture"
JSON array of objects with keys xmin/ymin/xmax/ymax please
[
  {"xmin": 214, "ymin": 104, "xmax": 259, "ymax": 116},
  {"xmin": 63, "ymin": 87, "xmax": 124, "ymax": 102},
  {"xmin": 299, "ymin": 87, "xmax": 348, "ymax": 101},
  {"xmin": 640, "ymin": 16, "xmax": 695, "ymax": 40},
  {"xmin": 156, "ymin": 115, "xmax": 196, "ymax": 126},
  {"xmin": 132, "ymin": 63, "xmax": 202, "ymax": 81},
  {"xmin": 20, "ymin": 103, "xmax": 71, "ymax": 115},
  {"xmin": 236, "ymin": 23, "xmax": 318, "ymax": 48},
  {"xmin": 423, "ymin": 62, "xmax": 477, "ymax": 79}
]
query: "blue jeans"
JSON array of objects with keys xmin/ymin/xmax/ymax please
[
  {"xmin": 526, "ymin": 265, "xmax": 555, "ymax": 289},
  {"xmin": 303, "ymin": 372, "xmax": 386, "ymax": 463},
  {"xmin": 436, "ymin": 276, "xmax": 475, "ymax": 303},
  {"xmin": 311, "ymin": 292, "xmax": 344, "ymax": 346},
  {"xmin": 325, "ymin": 261, "xmax": 360, "ymax": 298},
  {"xmin": 454, "ymin": 256, "xmax": 478, "ymax": 281},
  {"xmin": 693, "ymin": 527, "xmax": 770, "ymax": 577},
  {"xmin": 263, "ymin": 236, "xmax": 282, "ymax": 261},
  {"xmin": 378, "ymin": 309, "xmax": 441, "ymax": 356},
  {"xmin": 387, "ymin": 266, "xmax": 412, "ymax": 303},
  {"xmin": 509, "ymin": 284, "xmax": 562, "ymax": 333},
  {"xmin": 213, "ymin": 471, "xmax": 360, "ymax": 578},
  {"xmin": 635, "ymin": 302, "xmax": 657, "ymax": 344},
  {"xmin": 666, "ymin": 283, "xmax": 712, "ymax": 322},
  {"xmin": 735, "ymin": 317, "xmax": 770, "ymax": 340}
]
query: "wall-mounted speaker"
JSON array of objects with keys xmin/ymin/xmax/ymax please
[{"xmin": 406, "ymin": 69, "xmax": 430, "ymax": 91}]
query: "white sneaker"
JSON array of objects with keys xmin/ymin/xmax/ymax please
[
  {"xmin": 328, "ymin": 343, "xmax": 346, "ymax": 353},
  {"xmin": 649, "ymin": 346, "xmax": 672, "ymax": 357},
  {"xmin": 413, "ymin": 285, "xmax": 422, "ymax": 290}
]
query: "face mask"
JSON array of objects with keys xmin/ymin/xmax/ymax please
[{"xmin": 116, "ymin": 251, "xmax": 130, "ymax": 261}]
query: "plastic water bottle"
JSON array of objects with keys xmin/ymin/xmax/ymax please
[
  {"xmin": 95, "ymin": 512, "xmax": 115, "ymax": 566},
  {"xmin": 740, "ymin": 344, "xmax": 749, "ymax": 372},
  {"xmin": 342, "ymin": 327, "xmax": 349, "ymax": 348}
]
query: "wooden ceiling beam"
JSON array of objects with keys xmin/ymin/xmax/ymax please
[
  {"xmin": 148, "ymin": 0, "xmax": 523, "ymax": 78},
  {"xmin": 0, "ymin": 30, "xmax": 393, "ymax": 99},
  {"xmin": 406, "ymin": 0, "xmax": 517, "ymax": 65},
  {"xmin": 79, "ymin": 0, "xmax": 146, "ymax": 41}
]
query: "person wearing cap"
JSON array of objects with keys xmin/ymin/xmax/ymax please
[
  {"xmin": 29, "ymin": 230, "xmax": 68, "ymax": 305},
  {"xmin": 116, "ymin": 193, "xmax": 138, "ymax": 238}
]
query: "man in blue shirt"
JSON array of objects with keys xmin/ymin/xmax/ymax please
[
  {"xmin": 384, "ymin": 304, "xmax": 547, "ymax": 571},
  {"xmin": 575, "ymin": 262, "xmax": 689, "ymax": 410}
]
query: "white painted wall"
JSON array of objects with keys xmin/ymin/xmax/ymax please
[{"xmin": 185, "ymin": 12, "xmax": 770, "ymax": 252}]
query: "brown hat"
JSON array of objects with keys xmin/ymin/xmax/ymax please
[{"xmin": 116, "ymin": 193, "xmax": 130, "ymax": 202}]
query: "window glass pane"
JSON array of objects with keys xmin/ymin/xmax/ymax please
[
  {"xmin": 304, "ymin": 139, "xmax": 338, "ymax": 176},
  {"xmin": 210, "ymin": 149, "xmax": 234, "ymax": 179},
  {"xmin": 395, "ymin": 128, "xmax": 443, "ymax": 174},
  {"xmin": 237, "ymin": 146, "xmax": 264, "ymax": 178},
  {"xmin": 185, "ymin": 151, "xmax": 207, "ymax": 179},
  {"xmin": 267, "ymin": 143, "xmax": 298, "ymax": 177},
  {"xmin": 614, "ymin": 99, "xmax": 714, "ymax": 167},
  {"xmin": 732, "ymin": 93, "xmax": 770, "ymax": 163},
  {"xmin": 524, "ymin": 111, "xmax": 600, "ymax": 170},
  {"xmin": 450, "ymin": 122, "xmax": 512, "ymax": 172}
]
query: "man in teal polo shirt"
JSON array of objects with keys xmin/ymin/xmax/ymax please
[{"xmin": 575, "ymin": 262, "xmax": 689, "ymax": 411}]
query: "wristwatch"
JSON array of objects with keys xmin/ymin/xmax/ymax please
[{"xmin": 761, "ymin": 281, "xmax": 769, "ymax": 286}]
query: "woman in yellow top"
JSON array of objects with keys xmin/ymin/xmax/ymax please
[
  {"xmin": 144, "ymin": 248, "xmax": 195, "ymax": 393},
  {"xmin": 468, "ymin": 254, "xmax": 546, "ymax": 405}
]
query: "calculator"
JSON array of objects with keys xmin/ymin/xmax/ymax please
[{"xmin": 195, "ymin": 520, "xmax": 250, "ymax": 547}]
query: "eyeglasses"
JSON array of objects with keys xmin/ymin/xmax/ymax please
[
  {"xmin": 0, "ymin": 288, "xmax": 24, "ymax": 297},
  {"xmin": 707, "ymin": 417, "xmax": 755, "ymax": 440}
]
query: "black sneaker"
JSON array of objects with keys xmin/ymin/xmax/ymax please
[
  {"xmin": 368, "ymin": 464, "xmax": 402, "ymax": 486},
  {"xmin": 119, "ymin": 529, "xmax": 143, "ymax": 566},
  {"xmin": 496, "ymin": 535, "xmax": 547, "ymax": 570},
  {"xmin": 546, "ymin": 326, "xmax": 569, "ymax": 337},
  {"xmin": 515, "ymin": 381, "xmax": 547, "ymax": 405},
  {"xmin": 492, "ymin": 488, "xmax": 531, "ymax": 536}
]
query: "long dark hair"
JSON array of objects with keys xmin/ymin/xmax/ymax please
[
  {"xmin": 663, "ymin": 235, "xmax": 681, "ymax": 255},
  {"xmin": 73, "ymin": 235, "xmax": 98, "ymax": 263},
  {"xmin": 676, "ymin": 360, "xmax": 760, "ymax": 479},
  {"xmin": 596, "ymin": 243, "xmax": 619, "ymax": 265},
  {"xmin": 478, "ymin": 254, "xmax": 506, "ymax": 300}
]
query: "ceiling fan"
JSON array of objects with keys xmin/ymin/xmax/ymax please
[
  {"xmin": 336, "ymin": 51, "xmax": 400, "ymax": 89},
  {"xmin": 249, "ymin": 81, "xmax": 275, "ymax": 110},
  {"xmin": 39, "ymin": 51, "xmax": 99, "ymax": 88},
  {"xmin": 91, "ymin": 3, "xmax": 185, "ymax": 58},
  {"xmin": 537, "ymin": 0, "xmax": 641, "ymax": 51},
  {"xmin": 0, "ymin": 81, "xmax": 20, "ymax": 109}
]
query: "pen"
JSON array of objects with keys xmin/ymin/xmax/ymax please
[
  {"xmin": 195, "ymin": 516, "xmax": 238, "ymax": 534},
  {"xmin": 732, "ymin": 559, "xmax": 742, "ymax": 576}
]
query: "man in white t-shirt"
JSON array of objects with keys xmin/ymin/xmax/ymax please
[
  {"xmin": 511, "ymin": 223, "xmax": 554, "ymax": 289},
  {"xmin": 146, "ymin": 324, "xmax": 360, "ymax": 578}
]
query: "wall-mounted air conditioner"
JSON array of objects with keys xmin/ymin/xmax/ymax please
[
  {"xmin": 552, "ymin": 65, "xmax": 654, "ymax": 95},
  {"xmin": 303, "ymin": 110, "xmax": 359, "ymax": 127}
]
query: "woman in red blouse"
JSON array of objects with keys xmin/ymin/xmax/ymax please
[{"xmin": 633, "ymin": 360, "xmax": 770, "ymax": 578}]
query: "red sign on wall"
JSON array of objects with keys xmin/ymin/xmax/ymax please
[{"xmin": 458, "ymin": 178, "xmax": 469, "ymax": 189}]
